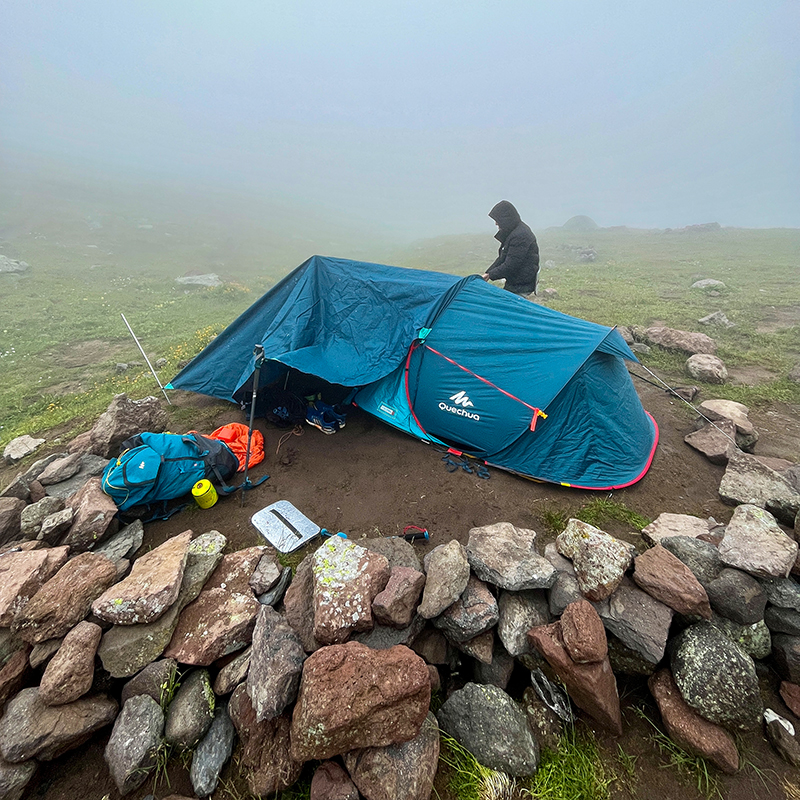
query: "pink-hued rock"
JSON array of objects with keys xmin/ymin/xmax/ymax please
[
  {"xmin": 649, "ymin": 669, "xmax": 739, "ymax": 774},
  {"xmin": 38, "ymin": 621, "xmax": 103, "ymax": 706},
  {"xmin": 13, "ymin": 552, "xmax": 118, "ymax": 644},
  {"xmin": 453, "ymin": 629, "xmax": 495, "ymax": 665},
  {"xmin": 780, "ymin": 681, "xmax": 800, "ymax": 718},
  {"xmin": 290, "ymin": 642, "xmax": 431, "ymax": 761},
  {"xmin": 0, "ymin": 497, "xmax": 26, "ymax": 545},
  {"xmin": 284, "ymin": 555, "xmax": 322, "ymax": 653},
  {"xmin": 0, "ymin": 547, "xmax": 69, "ymax": 627},
  {"xmin": 229, "ymin": 683, "xmax": 302, "ymax": 797},
  {"xmin": 62, "ymin": 478, "xmax": 119, "ymax": 552},
  {"xmin": 92, "ymin": 531, "xmax": 192, "ymax": 625},
  {"xmin": 87, "ymin": 393, "xmax": 168, "ymax": 458},
  {"xmin": 37, "ymin": 454, "xmax": 83, "ymax": 486},
  {"xmin": 164, "ymin": 547, "xmax": 264, "ymax": 665},
  {"xmin": 528, "ymin": 622, "xmax": 622, "ymax": 735},
  {"xmin": 560, "ymin": 600, "xmax": 607, "ymax": 664},
  {"xmin": 0, "ymin": 647, "xmax": 31, "ymax": 710},
  {"xmin": 310, "ymin": 761, "xmax": 359, "ymax": 800},
  {"xmin": 311, "ymin": 538, "xmax": 390, "ymax": 645},
  {"xmin": 372, "ymin": 567, "xmax": 426, "ymax": 629},
  {"xmin": 633, "ymin": 545, "xmax": 712, "ymax": 618}
]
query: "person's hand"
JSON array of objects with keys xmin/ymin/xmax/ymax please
[{"xmin": 481, "ymin": 273, "xmax": 490, "ymax": 281}]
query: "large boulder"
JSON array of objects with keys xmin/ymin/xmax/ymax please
[
  {"xmin": 88, "ymin": 393, "xmax": 168, "ymax": 458},
  {"xmin": 643, "ymin": 327, "xmax": 716, "ymax": 355},
  {"xmin": 92, "ymin": 530, "xmax": 192, "ymax": 624},
  {"xmin": 0, "ymin": 688, "xmax": 117, "ymax": 762},
  {"xmin": 685, "ymin": 354, "xmax": 727, "ymax": 384},
  {"xmin": 466, "ymin": 522, "xmax": 556, "ymax": 591},
  {"xmin": 344, "ymin": 711, "xmax": 440, "ymax": 800},
  {"xmin": 437, "ymin": 683, "xmax": 539, "ymax": 777},
  {"xmin": 670, "ymin": 622, "xmax": 762, "ymax": 730},
  {"xmin": 290, "ymin": 642, "xmax": 430, "ymax": 761}
]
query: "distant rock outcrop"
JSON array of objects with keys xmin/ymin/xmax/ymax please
[{"xmin": 562, "ymin": 215, "xmax": 599, "ymax": 231}]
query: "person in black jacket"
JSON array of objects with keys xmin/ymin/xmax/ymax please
[{"xmin": 481, "ymin": 200, "xmax": 539, "ymax": 296}]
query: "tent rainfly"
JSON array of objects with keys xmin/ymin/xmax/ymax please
[{"xmin": 167, "ymin": 255, "xmax": 658, "ymax": 489}]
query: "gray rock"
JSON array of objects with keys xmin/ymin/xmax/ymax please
[
  {"xmin": 165, "ymin": 668, "xmax": 215, "ymax": 749},
  {"xmin": 437, "ymin": 683, "xmax": 539, "ymax": 776},
  {"xmin": 258, "ymin": 566, "xmax": 292, "ymax": 606},
  {"xmin": 691, "ymin": 279, "xmax": 726, "ymax": 290},
  {"xmin": 661, "ymin": 536, "xmax": 723, "ymax": 587},
  {"xmin": 0, "ymin": 688, "xmax": 117, "ymax": 762},
  {"xmin": 29, "ymin": 637, "xmax": 62, "ymax": 669},
  {"xmin": 765, "ymin": 606, "xmax": 800, "ymax": 637},
  {"xmin": 353, "ymin": 614, "xmax": 426, "ymax": 650},
  {"xmin": 93, "ymin": 519, "xmax": 144, "ymax": 563},
  {"xmin": 643, "ymin": 326, "xmax": 716, "ymax": 355},
  {"xmin": 548, "ymin": 570, "xmax": 583, "ymax": 616},
  {"xmin": 37, "ymin": 508, "xmax": 74, "ymax": 544},
  {"xmin": 104, "ymin": 694, "xmax": 164, "ymax": 795},
  {"xmin": 432, "ymin": 575, "xmax": 498, "ymax": 644},
  {"xmin": 176, "ymin": 273, "xmax": 222, "ymax": 287},
  {"xmin": 247, "ymin": 606, "xmax": 305, "ymax": 722},
  {"xmin": 20, "ymin": 496, "xmax": 65, "ymax": 539},
  {"xmin": 473, "ymin": 643, "xmax": 515, "ymax": 690},
  {"xmin": 720, "ymin": 454, "xmax": 800, "ymax": 526},
  {"xmin": 190, "ymin": 701, "xmax": 235, "ymax": 798},
  {"xmin": 670, "ymin": 622, "xmax": 762, "ymax": 730},
  {"xmin": 497, "ymin": 589, "xmax": 550, "ymax": 657},
  {"xmin": 362, "ymin": 536, "xmax": 422, "ymax": 571},
  {"xmin": 718, "ymin": 504, "xmax": 798, "ymax": 577},
  {"xmin": 249, "ymin": 553, "xmax": 281, "ymax": 594},
  {"xmin": 772, "ymin": 635, "xmax": 800, "ymax": 683},
  {"xmin": 686, "ymin": 354, "xmax": 728, "ymax": 384},
  {"xmin": 698, "ymin": 310, "xmax": 734, "ymax": 327},
  {"xmin": 607, "ymin": 633, "xmax": 658, "ymax": 676},
  {"xmin": 344, "ymin": 711, "xmax": 440, "ymax": 800},
  {"xmin": 0, "ymin": 255, "xmax": 29, "ymax": 275},
  {"xmin": 213, "ymin": 646, "xmax": 251, "ymax": 695},
  {"xmin": 706, "ymin": 568, "xmax": 767, "ymax": 624},
  {"xmin": 684, "ymin": 419, "xmax": 738, "ymax": 465},
  {"xmin": 761, "ymin": 576, "xmax": 800, "ymax": 612},
  {"xmin": 0, "ymin": 498, "xmax": 26, "ymax": 546},
  {"xmin": 3, "ymin": 436, "xmax": 45, "ymax": 463},
  {"xmin": 0, "ymin": 757, "xmax": 37, "ymax": 800},
  {"xmin": 36, "ymin": 453, "xmax": 83, "ymax": 486},
  {"xmin": 121, "ymin": 658, "xmax": 179, "ymax": 706},
  {"xmin": 466, "ymin": 522, "xmax": 556, "ymax": 591},
  {"xmin": 711, "ymin": 613, "xmax": 771, "ymax": 659},
  {"xmin": 419, "ymin": 540, "xmax": 470, "ymax": 619},
  {"xmin": 43, "ymin": 454, "xmax": 109, "ymax": 500},
  {"xmin": 594, "ymin": 579, "xmax": 673, "ymax": 664}
]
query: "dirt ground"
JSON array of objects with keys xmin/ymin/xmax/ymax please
[{"xmin": 12, "ymin": 378, "xmax": 800, "ymax": 800}]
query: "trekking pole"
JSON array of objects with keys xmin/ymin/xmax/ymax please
[
  {"xmin": 241, "ymin": 344, "xmax": 265, "ymax": 505},
  {"xmin": 120, "ymin": 313, "xmax": 171, "ymax": 405}
]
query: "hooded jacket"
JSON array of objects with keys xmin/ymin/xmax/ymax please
[{"xmin": 486, "ymin": 200, "xmax": 539, "ymax": 294}]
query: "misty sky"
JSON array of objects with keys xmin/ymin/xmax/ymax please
[{"xmin": 2, "ymin": 1, "xmax": 798, "ymax": 236}]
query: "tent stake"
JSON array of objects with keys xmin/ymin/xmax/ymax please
[{"xmin": 120, "ymin": 313, "xmax": 171, "ymax": 405}]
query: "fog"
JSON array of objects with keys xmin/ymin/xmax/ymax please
[{"xmin": 2, "ymin": 1, "xmax": 798, "ymax": 238}]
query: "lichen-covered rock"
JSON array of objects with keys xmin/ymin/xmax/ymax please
[
  {"xmin": 0, "ymin": 756, "xmax": 37, "ymax": 800},
  {"xmin": 164, "ymin": 668, "xmax": 215, "ymax": 749},
  {"xmin": 670, "ymin": 622, "xmax": 762, "ymax": 730},
  {"xmin": 311, "ymin": 537, "xmax": 390, "ymax": 645},
  {"xmin": 556, "ymin": 519, "xmax": 634, "ymax": 601},
  {"xmin": 496, "ymin": 589, "xmax": 549, "ymax": 658},
  {"xmin": 437, "ymin": 683, "xmax": 539, "ymax": 777},
  {"xmin": 705, "ymin": 568, "xmax": 767, "ymax": 624},
  {"xmin": 710, "ymin": 614, "xmax": 771, "ymax": 659},
  {"xmin": 433, "ymin": 575, "xmax": 498, "ymax": 644}
]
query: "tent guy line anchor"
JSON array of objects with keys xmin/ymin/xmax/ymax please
[{"xmin": 120, "ymin": 312, "xmax": 171, "ymax": 405}]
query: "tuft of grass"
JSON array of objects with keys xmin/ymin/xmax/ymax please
[
  {"xmin": 159, "ymin": 667, "xmax": 181, "ymax": 710},
  {"xmin": 615, "ymin": 743, "xmax": 639, "ymax": 795},
  {"xmin": 634, "ymin": 706, "xmax": 722, "ymax": 800},
  {"xmin": 438, "ymin": 732, "xmax": 519, "ymax": 800},
  {"xmin": 574, "ymin": 498, "xmax": 651, "ymax": 531},
  {"xmin": 528, "ymin": 724, "xmax": 613, "ymax": 800},
  {"xmin": 539, "ymin": 505, "xmax": 569, "ymax": 537}
]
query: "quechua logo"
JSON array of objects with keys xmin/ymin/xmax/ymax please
[{"xmin": 439, "ymin": 391, "xmax": 480, "ymax": 420}]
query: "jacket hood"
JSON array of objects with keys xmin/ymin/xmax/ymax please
[{"xmin": 489, "ymin": 200, "xmax": 522, "ymax": 233}]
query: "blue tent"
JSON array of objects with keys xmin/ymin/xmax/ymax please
[{"xmin": 167, "ymin": 255, "xmax": 658, "ymax": 489}]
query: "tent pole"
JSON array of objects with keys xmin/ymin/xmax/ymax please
[
  {"xmin": 240, "ymin": 344, "xmax": 265, "ymax": 505},
  {"xmin": 120, "ymin": 313, "xmax": 171, "ymax": 405}
]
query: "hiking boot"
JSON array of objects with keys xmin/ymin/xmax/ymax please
[{"xmin": 306, "ymin": 406, "xmax": 337, "ymax": 434}]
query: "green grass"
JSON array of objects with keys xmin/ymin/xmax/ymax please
[
  {"xmin": 538, "ymin": 499, "xmax": 650, "ymax": 537},
  {"xmin": 528, "ymin": 726, "xmax": 614, "ymax": 800}
]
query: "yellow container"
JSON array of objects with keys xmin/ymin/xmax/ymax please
[{"xmin": 192, "ymin": 479, "xmax": 218, "ymax": 509}]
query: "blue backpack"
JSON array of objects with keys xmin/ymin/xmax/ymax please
[{"xmin": 101, "ymin": 431, "xmax": 240, "ymax": 511}]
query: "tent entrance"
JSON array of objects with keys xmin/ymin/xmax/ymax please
[{"xmin": 405, "ymin": 343, "xmax": 544, "ymax": 456}]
